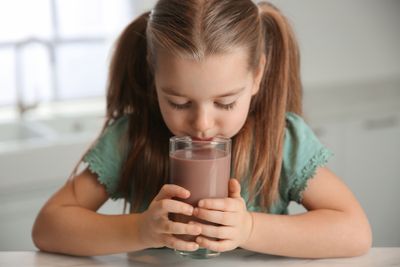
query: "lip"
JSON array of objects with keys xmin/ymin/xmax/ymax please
[{"xmin": 191, "ymin": 137, "xmax": 214, "ymax": 141}]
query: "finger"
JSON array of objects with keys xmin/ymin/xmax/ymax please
[
  {"xmin": 189, "ymin": 221, "xmax": 233, "ymax": 240},
  {"xmin": 154, "ymin": 184, "xmax": 190, "ymax": 201},
  {"xmin": 229, "ymin": 179, "xmax": 241, "ymax": 198},
  {"xmin": 193, "ymin": 208, "xmax": 235, "ymax": 226},
  {"xmin": 154, "ymin": 199, "xmax": 194, "ymax": 217},
  {"xmin": 198, "ymin": 198, "xmax": 238, "ymax": 212},
  {"xmin": 162, "ymin": 221, "xmax": 202, "ymax": 235},
  {"xmin": 164, "ymin": 235, "xmax": 199, "ymax": 251},
  {"xmin": 195, "ymin": 236, "xmax": 235, "ymax": 253}
]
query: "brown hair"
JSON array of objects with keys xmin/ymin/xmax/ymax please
[{"xmin": 87, "ymin": 0, "xmax": 302, "ymax": 212}]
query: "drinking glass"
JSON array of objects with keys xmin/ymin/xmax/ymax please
[{"xmin": 169, "ymin": 136, "xmax": 231, "ymax": 259}]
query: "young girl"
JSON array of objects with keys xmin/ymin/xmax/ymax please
[{"xmin": 32, "ymin": 0, "xmax": 372, "ymax": 258}]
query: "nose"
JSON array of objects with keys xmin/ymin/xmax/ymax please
[{"xmin": 191, "ymin": 107, "xmax": 213, "ymax": 134}]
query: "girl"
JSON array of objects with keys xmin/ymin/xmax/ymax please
[{"xmin": 32, "ymin": 0, "xmax": 372, "ymax": 258}]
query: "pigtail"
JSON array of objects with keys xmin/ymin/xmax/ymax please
[
  {"xmin": 107, "ymin": 11, "xmax": 152, "ymax": 119},
  {"xmin": 247, "ymin": 2, "xmax": 302, "ymax": 209},
  {"xmin": 107, "ymin": 12, "xmax": 170, "ymax": 211},
  {"xmin": 68, "ymin": 13, "xmax": 152, "ymax": 184}
]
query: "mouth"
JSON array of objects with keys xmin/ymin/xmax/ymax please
[{"xmin": 191, "ymin": 137, "xmax": 214, "ymax": 141}]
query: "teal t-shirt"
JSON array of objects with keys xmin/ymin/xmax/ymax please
[{"xmin": 83, "ymin": 112, "xmax": 333, "ymax": 214}]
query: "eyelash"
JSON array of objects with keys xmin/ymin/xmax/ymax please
[{"xmin": 168, "ymin": 101, "xmax": 237, "ymax": 111}]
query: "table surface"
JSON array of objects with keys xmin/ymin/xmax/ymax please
[{"xmin": 0, "ymin": 248, "xmax": 399, "ymax": 267}]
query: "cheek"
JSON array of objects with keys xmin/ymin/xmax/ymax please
[
  {"xmin": 158, "ymin": 102, "xmax": 185, "ymax": 134},
  {"xmin": 219, "ymin": 101, "xmax": 251, "ymax": 136},
  {"xmin": 233, "ymin": 108, "xmax": 249, "ymax": 129}
]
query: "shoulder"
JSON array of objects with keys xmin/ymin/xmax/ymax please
[
  {"xmin": 91, "ymin": 115, "xmax": 130, "ymax": 156},
  {"xmin": 82, "ymin": 115, "xmax": 130, "ymax": 200},
  {"xmin": 284, "ymin": 112, "xmax": 316, "ymax": 143},
  {"xmin": 96, "ymin": 115, "xmax": 130, "ymax": 148},
  {"xmin": 280, "ymin": 112, "xmax": 333, "ymax": 203},
  {"xmin": 103, "ymin": 115, "xmax": 130, "ymax": 137},
  {"xmin": 283, "ymin": 112, "xmax": 322, "ymax": 158},
  {"xmin": 283, "ymin": 112, "xmax": 319, "ymax": 164}
]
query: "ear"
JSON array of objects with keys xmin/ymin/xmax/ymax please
[{"xmin": 251, "ymin": 54, "xmax": 266, "ymax": 96}]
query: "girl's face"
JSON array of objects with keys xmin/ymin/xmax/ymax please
[{"xmin": 155, "ymin": 48, "xmax": 264, "ymax": 140}]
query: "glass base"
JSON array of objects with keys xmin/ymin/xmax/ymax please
[{"xmin": 174, "ymin": 248, "xmax": 220, "ymax": 259}]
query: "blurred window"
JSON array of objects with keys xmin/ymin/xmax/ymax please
[{"xmin": 0, "ymin": 0, "xmax": 132, "ymax": 107}]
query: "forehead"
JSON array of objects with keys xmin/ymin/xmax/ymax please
[{"xmin": 154, "ymin": 48, "xmax": 252, "ymax": 98}]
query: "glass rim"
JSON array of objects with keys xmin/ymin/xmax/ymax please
[{"xmin": 169, "ymin": 136, "xmax": 231, "ymax": 145}]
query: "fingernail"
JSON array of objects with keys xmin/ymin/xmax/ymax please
[{"xmin": 198, "ymin": 200, "xmax": 204, "ymax": 207}]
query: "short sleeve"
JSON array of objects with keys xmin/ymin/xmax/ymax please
[
  {"xmin": 280, "ymin": 112, "xmax": 333, "ymax": 203},
  {"xmin": 83, "ymin": 116, "xmax": 129, "ymax": 200}
]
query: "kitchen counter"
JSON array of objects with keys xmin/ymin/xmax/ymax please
[{"xmin": 1, "ymin": 248, "xmax": 399, "ymax": 267}]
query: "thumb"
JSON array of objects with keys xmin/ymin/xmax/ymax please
[{"xmin": 229, "ymin": 179, "xmax": 241, "ymax": 198}]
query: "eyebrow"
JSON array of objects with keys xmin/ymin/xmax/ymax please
[{"xmin": 161, "ymin": 87, "xmax": 245, "ymax": 98}]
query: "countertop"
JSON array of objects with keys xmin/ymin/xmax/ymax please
[{"xmin": 1, "ymin": 248, "xmax": 399, "ymax": 267}]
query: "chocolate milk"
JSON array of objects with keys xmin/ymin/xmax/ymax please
[{"xmin": 170, "ymin": 148, "xmax": 231, "ymax": 242}]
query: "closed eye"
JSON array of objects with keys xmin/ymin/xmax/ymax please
[
  {"xmin": 214, "ymin": 101, "xmax": 237, "ymax": 110},
  {"xmin": 168, "ymin": 100, "xmax": 237, "ymax": 111},
  {"xmin": 168, "ymin": 101, "xmax": 191, "ymax": 110}
]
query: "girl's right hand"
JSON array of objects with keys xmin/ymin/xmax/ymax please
[{"xmin": 138, "ymin": 184, "xmax": 202, "ymax": 251}]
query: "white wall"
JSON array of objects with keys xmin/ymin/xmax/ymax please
[{"xmin": 264, "ymin": 0, "xmax": 400, "ymax": 87}]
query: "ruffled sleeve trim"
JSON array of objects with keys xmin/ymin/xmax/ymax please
[
  {"xmin": 290, "ymin": 147, "xmax": 334, "ymax": 203},
  {"xmin": 82, "ymin": 116, "xmax": 129, "ymax": 200},
  {"xmin": 83, "ymin": 145, "xmax": 123, "ymax": 200}
]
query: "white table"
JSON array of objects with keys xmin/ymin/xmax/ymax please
[{"xmin": 0, "ymin": 248, "xmax": 399, "ymax": 267}]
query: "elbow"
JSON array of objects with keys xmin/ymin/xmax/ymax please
[
  {"xmin": 32, "ymin": 233, "xmax": 46, "ymax": 252},
  {"xmin": 345, "ymin": 219, "xmax": 373, "ymax": 257},
  {"xmin": 348, "ymin": 234, "xmax": 372, "ymax": 257},
  {"xmin": 354, "ymin": 227, "xmax": 372, "ymax": 256},
  {"xmin": 31, "ymin": 213, "xmax": 53, "ymax": 253},
  {"xmin": 31, "ymin": 219, "xmax": 46, "ymax": 252}
]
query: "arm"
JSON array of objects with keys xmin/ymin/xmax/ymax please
[
  {"xmin": 32, "ymin": 169, "xmax": 147, "ymax": 256},
  {"xmin": 191, "ymin": 167, "xmax": 372, "ymax": 258},
  {"xmin": 32, "ymin": 169, "xmax": 202, "ymax": 256},
  {"xmin": 241, "ymin": 167, "xmax": 372, "ymax": 258}
]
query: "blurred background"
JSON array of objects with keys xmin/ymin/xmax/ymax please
[{"xmin": 0, "ymin": 0, "xmax": 399, "ymax": 250}]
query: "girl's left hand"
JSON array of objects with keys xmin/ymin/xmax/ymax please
[{"xmin": 190, "ymin": 178, "xmax": 253, "ymax": 252}]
